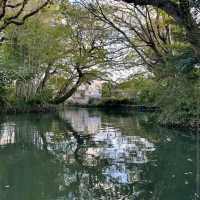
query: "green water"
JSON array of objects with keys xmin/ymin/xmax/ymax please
[{"xmin": 0, "ymin": 107, "xmax": 199, "ymax": 200}]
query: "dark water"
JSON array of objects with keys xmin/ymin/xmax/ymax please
[{"xmin": 0, "ymin": 107, "xmax": 199, "ymax": 200}]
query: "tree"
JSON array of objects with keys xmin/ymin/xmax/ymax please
[
  {"xmin": 0, "ymin": 0, "xmax": 50, "ymax": 32},
  {"xmin": 121, "ymin": 0, "xmax": 200, "ymax": 62},
  {"xmin": 1, "ymin": 3, "xmax": 110, "ymax": 105},
  {"xmin": 86, "ymin": 2, "xmax": 175, "ymax": 76},
  {"xmin": 50, "ymin": 3, "xmax": 109, "ymax": 104},
  {"xmin": 1, "ymin": 7, "xmax": 65, "ymax": 101},
  {"xmin": 83, "ymin": 0, "xmax": 200, "ymax": 78}
]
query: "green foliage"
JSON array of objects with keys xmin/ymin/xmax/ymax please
[
  {"xmin": 0, "ymin": 71, "xmax": 12, "ymax": 86},
  {"xmin": 100, "ymin": 97, "xmax": 135, "ymax": 106},
  {"xmin": 102, "ymin": 82, "xmax": 113, "ymax": 97},
  {"xmin": 104, "ymin": 77, "xmax": 160, "ymax": 105},
  {"xmin": 0, "ymin": 71, "xmax": 13, "ymax": 108},
  {"xmin": 0, "ymin": 87, "xmax": 7, "ymax": 108},
  {"xmin": 156, "ymin": 73, "xmax": 200, "ymax": 127},
  {"xmin": 162, "ymin": 48, "xmax": 198, "ymax": 75},
  {"xmin": 27, "ymin": 88, "xmax": 54, "ymax": 105},
  {"xmin": 1, "ymin": 13, "xmax": 65, "ymax": 80}
]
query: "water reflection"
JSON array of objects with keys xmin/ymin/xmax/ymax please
[
  {"xmin": 0, "ymin": 122, "xmax": 15, "ymax": 145},
  {"xmin": 0, "ymin": 108, "xmax": 199, "ymax": 200},
  {"xmin": 59, "ymin": 109, "xmax": 101, "ymax": 134}
]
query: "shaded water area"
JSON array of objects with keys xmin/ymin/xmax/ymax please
[{"xmin": 0, "ymin": 107, "xmax": 199, "ymax": 200}]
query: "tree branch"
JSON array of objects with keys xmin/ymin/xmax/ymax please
[{"xmin": 121, "ymin": 0, "xmax": 183, "ymax": 24}]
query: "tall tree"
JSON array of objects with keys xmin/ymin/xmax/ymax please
[
  {"xmin": 86, "ymin": 2, "xmax": 175, "ymax": 75},
  {"xmin": 51, "ymin": 3, "xmax": 109, "ymax": 104},
  {"xmin": 1, "ymin": 3, "xmax": 110, "ymax": 104},
  {"xmin": 121, "ymin": 0, "xmax": 200, "ymax": 62},
  {"xmin": 1, "ymin": 7, "xmax": 65, "ymax": 101}
]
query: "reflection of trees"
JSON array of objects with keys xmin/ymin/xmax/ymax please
[
  {"xmin": 0, "ymin": 109, "xmax": 198, "ymax": 200},
  {"xmin": 58, "ymin": 108, "xmax": 155, "ymax": 163},
  {"xmin": 137, "ymin": 128, "xmax": 199, "ymax": 200},
  {"xmin": 0, "ymin": 114, "xmax": 68, "ymax": 200},
  {"xmin": 0, "ymin": 110, "xmax": 156, "ymax": 199},
  {"xmin": 57, "ymin": 108, "xmax": 198, "ymax": 200},
  {"xmin": 55, "ymin": 108, "xmax": 157, "ymax": 199}
]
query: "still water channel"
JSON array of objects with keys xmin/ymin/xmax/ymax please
[{"xmin": 0, "ymin": 107, "xmax": 199, "ymax": 200}]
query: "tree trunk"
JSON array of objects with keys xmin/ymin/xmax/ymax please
[
  {"xmin": 50, "ymin": 64, "xmax": 84, "ymax": 104},
  {"xmin": 50, "ymin": 78, "xmax": 82, "ymax": 104}
]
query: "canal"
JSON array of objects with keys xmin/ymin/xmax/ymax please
[{"xmin": 0, "ymin": 107, "xmax": 199, "ymax": 200}]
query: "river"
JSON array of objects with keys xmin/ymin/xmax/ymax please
[{"xmin": 0, "ymin": 107, "xmax": 199, "ymax": 200}]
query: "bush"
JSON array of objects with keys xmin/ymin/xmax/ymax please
[
  {"xmin": 26, "ymin": 88, "xmax": 53, "ymax": 105},
  {"xmin": 102, "ymin": 77, "xmax": 160, "ymax": 106},
  {"xmin": 156, "ymin": 74, "xmax": 200, "ymax": 128},
  {"xmin": 99, "ymin": 97, "xmax": 135, "ymax": 106}
]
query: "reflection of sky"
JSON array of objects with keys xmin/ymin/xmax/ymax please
[
  {"xmin": 86, "ymin": 126, "xmax": 155, "ymax": 184},
  {"xmin": 104, "ymin": 164, "xmax": 129, "ymax": 183},
  {"xmin": 88, "ymin": 130, "xmax": 155, "ymax": 164},
  {"xmin": 59, "ymin": 109, "xmax": 101, "ymax": 134},
  {"xmin": 58, "ymin": 109, "xmax": 155, "ymax": 185}
]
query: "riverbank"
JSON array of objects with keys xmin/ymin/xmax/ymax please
[
  {"xmin": 67, "ymin": 103, "xmax": 160, "ymax": 112},
  {"xmin": 100, "ymin": 99, "xmax": 200, "ymax": 131},
  {"xmin": 66, "ymin": 97, "xmax": 160, "ymax": 112},
  {"xmin": 0, "ymin": 103, "xmax": 58, "ymax": 114},
  {"xmin": 1, "ymin": 101, "xmax": 199, "ymax": 133},
  {"xmin": 159, "ymin": 120, "xmax": 200, "ymax": 132},
  {"xmin": 65, "ymin": 103, "xmax": 200, "ymax": 132}
]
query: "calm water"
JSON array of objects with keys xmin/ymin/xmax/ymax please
[{"xmin": 0, "ymin": 107, "xmax": 199, "ymax": 200}]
